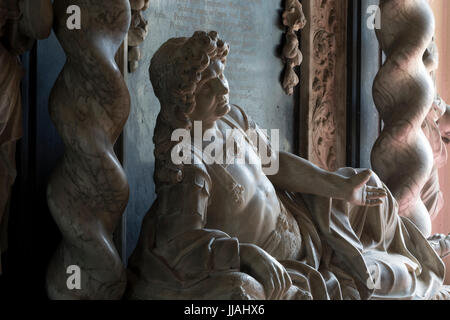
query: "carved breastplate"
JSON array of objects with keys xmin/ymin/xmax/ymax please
[{"xmin": 260, "ymin": 201, "xmax": 303, "ymax": 261}]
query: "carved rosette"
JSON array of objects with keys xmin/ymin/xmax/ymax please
[
  {"xmin": 46, "ymin": 0, "xmax": 131, "ymax": 299},
  {"xmin": 281, "ymin": 0, "xmax": 306, "ymax": 95},
  {"xmin": 300, "ymin": 0, "xmax": 347, "ymax": 171},
  {"xmin": 128, "ymin": 0, "xmax": 149, "ymax": 72},
  {"xmin": 371, "ymin": 0, "xmax": 436, "ymax": 236}
]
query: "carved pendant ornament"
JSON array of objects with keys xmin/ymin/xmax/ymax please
[
  {"xmin": 128, "ymin": 0, "xmax": 149, "ymax": 72},
  {"xmin": 281, "ymin": 0, "xmax": 306, "ymax": 95}
]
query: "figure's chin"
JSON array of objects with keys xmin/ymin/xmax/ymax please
[{"xmin": 216, "ymin": 103, "xmax": 231, "ymax": 118}]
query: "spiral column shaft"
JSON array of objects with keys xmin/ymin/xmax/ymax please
[
  {"xmin": 371, "ymin": 0, "xmax": 436, "ymax": 237},
  {"xmin": 46, "ymin": 0, "xmax": 131, "ymax": 299}
]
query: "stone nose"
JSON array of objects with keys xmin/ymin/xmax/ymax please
[{"xmin": 211, "ymin": 78, "xmax": 229, "ymax": 96}]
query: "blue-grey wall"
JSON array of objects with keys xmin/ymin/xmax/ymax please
[
  {"xmin": 124, "ymin": 0, "xmax": 297, "ymax": 259},
  {"xmin": 359, "ymin": 0, "xmax": 381, "ymax": 168}
]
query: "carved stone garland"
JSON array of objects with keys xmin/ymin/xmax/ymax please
[
  {"xmin": 46, "ymin": 0, "xmax": 131, "ymax": 299},
  {"xmin": 371, "ymin": 0, "xmax": 436, "ymax": 237},
  {"xmin": 128, "ymin": 0, "xmax": 149, "ymax": 73},
  {"xmin": 281, "ymin": 0, "xmax": 306, "ymax": 96},
  {"xmin": 300, "ymin": 0, "xmax": 348, "ymax": 171}
]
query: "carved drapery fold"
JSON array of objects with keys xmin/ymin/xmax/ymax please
[
  {"xmin": 0, "ymin": 34, "xmax": 22, "ymax": 275},
  {"xmin": 281, "ymin": 0, "xmax": 306, "ymax": 95},
  {"xmin": 299, "ymin": 0, "xmax": 348, "ymax": 171},
  {"xmin": 0, "ymin": 0, "xmax": 53, "ymax": 273},
  {"xmin": 46, "ymin": 0, "xmax": 131, "ymax": 299}
]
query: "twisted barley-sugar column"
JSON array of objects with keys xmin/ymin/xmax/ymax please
[
  {"xmin": 371, "ymin": 0, "xmax": 436, "ymax": 237},
  {"xmin": 46, "ymin": 0, "xmax": 131, "ymax": 299}
]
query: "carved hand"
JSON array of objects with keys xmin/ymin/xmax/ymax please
[
  {"xmin": 239, "ymin": 243, "xmax": 292, "ymax": 300},
  {"xmin": 343, "ymin": 170, "xmax": 387, "ymax": 207}
]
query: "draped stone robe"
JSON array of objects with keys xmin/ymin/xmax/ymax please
[
  {"xmin": 0, "ymin": 40, "xmax": 23, "ymax": 273},
  {"xmin": 127, "ymin": 105, "xmax": 446, "ymax": 300},
  {"xmin": 421, "ymin": 97, "xmax": 448, "ymax": 219}
]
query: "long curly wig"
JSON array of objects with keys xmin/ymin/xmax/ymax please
[{"xmin": 150, "ymin": 31, "xmax": 230, "ymax": 189}]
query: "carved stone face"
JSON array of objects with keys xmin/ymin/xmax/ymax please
[{"xmin": 190, "ymin": 58, "xmax": 230, "ymax": 125}]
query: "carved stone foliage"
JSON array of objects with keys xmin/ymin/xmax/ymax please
[
  {"xmin": 46, "ymin": 0, "xmax": 131, "ymax": 299},
  {"xmin": 300, "ymin": 0, "xmax": 348, "ymax": 171},
  {"xmin": 128, "ymin": 0, "xmax": 149, "ymax": 72},
  {"xmin": 281, "ymin": 0, "xmax": 306, "ymax": 95},
  {"xmin": 0, "ymin": 0, "xmax": 52, "ymax": 273}
]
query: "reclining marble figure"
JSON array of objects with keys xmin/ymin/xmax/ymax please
[{"xmin": 126, "ymin": 31, "xmax": 448, "ymax": 300}]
